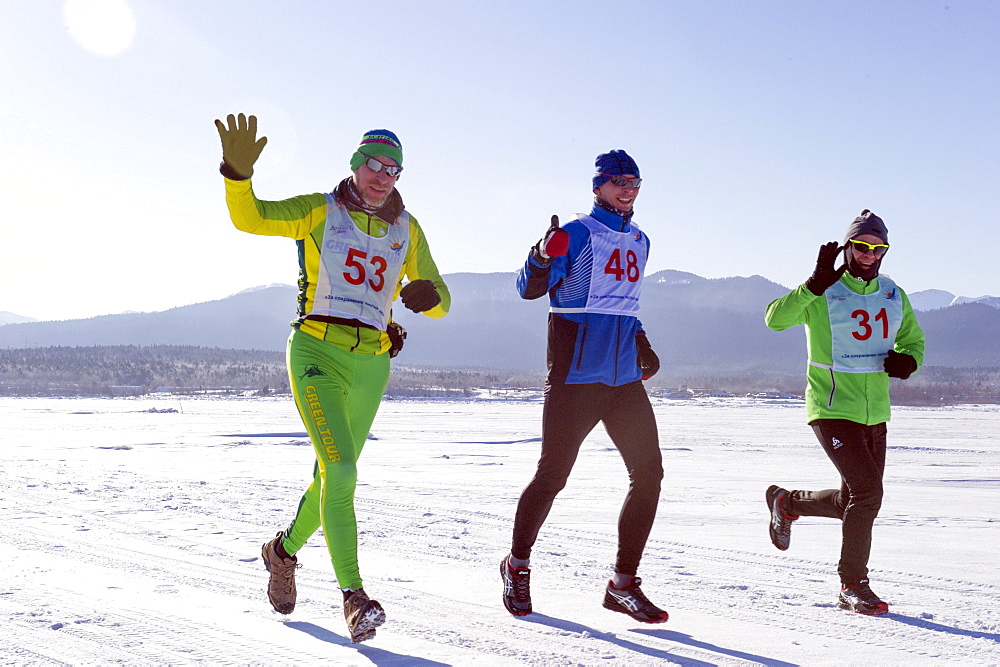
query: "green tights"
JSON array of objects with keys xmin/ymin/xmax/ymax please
[{"xmin": 280, "ymin": 329, "xmax": 389, "ymax": 590}]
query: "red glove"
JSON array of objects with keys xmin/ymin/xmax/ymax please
[{"xmin": 534, "ymin": 215, "xmax": 569, "ymax": 262}]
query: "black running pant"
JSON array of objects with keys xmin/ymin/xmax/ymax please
[
  {"xmin": 787, "ymin": 419, "xmax": 887, "ymax": 584},
  {"xmin": 511, "ymin": 380, "xmax": 663, "ymax": 575}
]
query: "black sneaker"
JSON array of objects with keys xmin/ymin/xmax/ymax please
[
  {"xmin": 500, "ymin": 556, "xmax": 532, "ymax": 616},
  {"xmin": 766, "ymin": 485, "xmax": 798, "ymax": 551},
  {"xmin": 343, "ymin": 588, "xmax": 386, "ymax": 643},
  {"xmin": 838, "ymin": 578, "xmax": 889, "ymax": 615},
  {"xmin": 603, "ymin": 577, "xmax": 669, "ymax": 623}
]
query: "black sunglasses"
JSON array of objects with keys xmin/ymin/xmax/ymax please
[
  {"xmin": 365, "ymin": 156, "xmax": 403, "ymax": 177},
  {"xmin": 601, "ymin": 174, "xmax": 642, "ymax": 188}
]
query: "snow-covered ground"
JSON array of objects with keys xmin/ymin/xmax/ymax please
[{"xmin": 1, "ymin": 394, "xmax": 998, "ymax": 665}]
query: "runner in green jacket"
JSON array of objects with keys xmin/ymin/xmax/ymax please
[
  {"xmin": 215, "ymin": 114, "xmax": 450, "ymax": 643},
  {"xmin": 763, "ymin": 210, "xmax": 924, "ymax": 616}
]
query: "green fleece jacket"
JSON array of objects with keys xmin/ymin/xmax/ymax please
[{"xmin": 765, "ymin": 274, "xmax": 925, "ymax": 425}]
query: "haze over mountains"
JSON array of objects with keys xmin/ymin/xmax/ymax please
[{"xmin": 2, "ymin": 271, "xmax": 998, "ymax": 377}]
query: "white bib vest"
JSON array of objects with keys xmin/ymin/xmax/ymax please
[
  {"xmin": 551, "ymin": 214, "xmax": 647, "ymax": 316},
  {"xmin": 310, "ymin": 194, "xmax": 410, "ymax": 330},
  {"xmin": 812, "ymin": 276, "xmax": 903, "ymax": 373}
]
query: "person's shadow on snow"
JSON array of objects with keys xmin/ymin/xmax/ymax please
[
  {"xmin": 886, "ymin": 612, "xmax": 1000, "ymax": 642},
  {"xmin": 285, "ymin": 621, "xmax": 449, "ymax": 666},
  {"xmin": 524, "ymin": 613, "xmax": 795, "ymax": 666}
]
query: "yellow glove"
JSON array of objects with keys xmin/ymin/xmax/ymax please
[{"xmin": 214, "ymin": 113, "xmax": 268, "ymax": 179}]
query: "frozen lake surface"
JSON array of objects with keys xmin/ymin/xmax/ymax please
[{"xmin": 1, "ymin": 395, "xmax": 998, "ymax": 665}]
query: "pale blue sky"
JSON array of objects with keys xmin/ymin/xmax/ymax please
[{"xmin": 1, "ymin": 0, "xmax": 997, "ymax": 320}]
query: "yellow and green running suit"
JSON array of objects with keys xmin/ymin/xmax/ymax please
[
  {"xmin": 223, "ymin": 177, "xmax": 450, "ymax": 351},
  {"xmin": 223, "ymin": 176, "xmax": 450, "ymax": 590}
]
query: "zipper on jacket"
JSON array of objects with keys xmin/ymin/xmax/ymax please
[
  {"xmin": 613, "ymin": 318, "xmax": 621, "ymax": 385},
  {"xmin": 575, "ymin": 322, "xmax": 589, "ymax": 370},
  {"xmin": 827, "ymin": 368, "xmax": 836, "ymax": 408}
]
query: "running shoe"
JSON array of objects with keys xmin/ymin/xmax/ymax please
[
  {"xmin": 261, "ymin": 531, "xmax": 299, "ymax": 614},
  {"xmin": 766, "ymin": 485, "xmax": 798, "ymax": 551},
  {"xmin": 343, "ymin": 588, "xmax": 386, "ymax": 643},
  {"xmin": 500, "ymin": 555, "xmax": 532, "ymax": 616},
  {"xmin": 603, "ymin": 576, "xmax": 669, "ymax": 623},
  {"xmin": 838, "ymin": 578, "xmax": 889, "ymax": 615}
]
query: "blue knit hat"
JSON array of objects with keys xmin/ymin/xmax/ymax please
[
  {"xmin": 350, "ymin": 129, "xmax": 403, "ymax": 170},
  {"xmin": 593, "ymin": 150, "xmax": 640, "ymax": 189}
]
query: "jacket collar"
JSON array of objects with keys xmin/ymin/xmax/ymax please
[
  {"xmin": 591, "ymin": 200, "xmax": 633, "ymax": 231},
  {"xmin": 335, "ymin": 177, "xmax": 405, "ymax": 223}
]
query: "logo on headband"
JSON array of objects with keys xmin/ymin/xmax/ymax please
[{"xmin": 360, "ymin": 134, "xmax": 401, "ymax": 149}]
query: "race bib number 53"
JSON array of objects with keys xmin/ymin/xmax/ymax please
[{"xmin": 343, "ymin": 248, "xmax": 388, "ymax": 292}]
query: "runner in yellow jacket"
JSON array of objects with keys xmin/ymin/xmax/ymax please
[{"xmin": 215, "ymin": 114, "xmax": 450, "ymax": 643}]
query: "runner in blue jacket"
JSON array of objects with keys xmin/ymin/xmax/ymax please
[{"xmin": 501, "ymin": 150, "xmax": 669, "ymax": 624}]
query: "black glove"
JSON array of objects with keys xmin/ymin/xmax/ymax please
[
  {"xmin": 884, "ymin": 350, "xmax": 917, "ymax": 379},
  {"xmin": 531, "ymin": 215, "xmax": 570, "ymax": 265},
  {"xmin": 636, "ymin": 331, "xmax": 660, "ymax": 380},
  {"xmin": 805, "ymin": 241, "xmax": 848, "ymax": 296},
  {"xmin": 387, "ymin": 322, "xmax": 407, "ymax": 358},
  {"xmin": 400, "ymin": 279, "xmax": 441, "ymax": 313}
]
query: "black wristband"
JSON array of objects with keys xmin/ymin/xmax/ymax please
[{"xmin": 219, "ymin": 161, "xmax": 249, "ymax": 180}]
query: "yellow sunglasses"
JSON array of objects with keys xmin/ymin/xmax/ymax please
[{"xmin": 849, "ymin": 239, "xmax": 890, "ymax": 256}]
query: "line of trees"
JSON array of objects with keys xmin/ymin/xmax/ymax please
[
  {"xmin": 1, "ymin": 345, "xmax": 997, "ymax": 405},
  {"xmin": 0, "ymin": 346, "xmax": 289, "ymax": 396},
  {"xmin": 0, "ymin": 346, "xmax": 540, "ymax": 398}
]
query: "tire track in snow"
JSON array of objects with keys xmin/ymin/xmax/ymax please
[
  {"xmin": 0, "ymin": 583, "xmax": 337, "ymax": 664},
  {"xmin": 5, "ymin": 448, "xmax": 997, "ymax": 663},
  {"xmin": 354, "ymin": 495, "xmax": 1000, "ymax": 663}
]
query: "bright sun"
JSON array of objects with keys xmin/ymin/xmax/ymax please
[{"xmin": 63, "ymin": 0, "xmax": 136, "ymax": 57}]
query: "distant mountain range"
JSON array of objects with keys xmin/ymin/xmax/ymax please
[
  {"xmin": 907, "ymin": 289, "xmax": 1000, "ymax": 312},
  {"xmin": 2, "ymin": 272, "xmax": 998, "ymax": 376},
  {"xmin": 0, "ymin": 311, "xmax": 37, "ymax": 326}
]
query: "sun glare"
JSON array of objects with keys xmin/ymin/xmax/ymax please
[{"xmin": 63, "ymin": 0, "xmax": 136, "ymax": 57}]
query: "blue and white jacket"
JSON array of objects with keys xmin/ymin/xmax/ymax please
[{"xmin": 517, "ymin": 203, "xmax": 651, "ymax": 386}]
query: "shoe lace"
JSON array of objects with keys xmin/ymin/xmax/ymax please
[
  {"xmin": 771, "ymin": 507, "xmax": 792, "ymax": 536},
  {"xmin": 622, "ymin": 577, "xmax": 654, "ymax": 609},
  {"xmin": 511, "ymin": 568, "xmax": 531, "ymax": 602},
  {"xmin": 774, "ymin": 493, "xmax": 797, "ymax": 526},
  {"xmin": 271, "ymin": 556, "xmax": 299, "ymax": 588},
  {"xmin": 847, "ymin": 579, "xmax": 882, "ymax": 604}
]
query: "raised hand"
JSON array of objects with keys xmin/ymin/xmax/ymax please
[
  {"xmin": 532, "ymin": 215, "xmax": 570, "ymax": 264},
  {"xmin": 214, "ymin": 113, "xmax": 268, "ymax": 179},
  {"xmin": 805, "ymin": 241, "xmax": 847, "ymax": 296}
]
